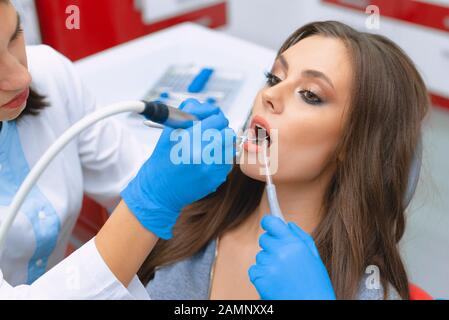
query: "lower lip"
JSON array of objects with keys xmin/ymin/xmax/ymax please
[
  {"xmin": 243, "ymin": 128, "xmax": 273, "ymax": 153},
  {"xmin": 243, "ymin": 140, "xmax": 273, "ymax": 154},
  {"xmin": 1, "ymin": 88, "xmax": 30, "ymax": 110},
  {"xmin": 243, "ymin": 140, "xmax": 261, "ymax": 153}
]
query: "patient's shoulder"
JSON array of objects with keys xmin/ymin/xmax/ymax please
[
  {"xmin": 146, "ymin": 240, "xmax": 217, "ymax": 300},
  {"xmin": 356, "ymin": 273, "xmax": 402, "ymax": 300}
]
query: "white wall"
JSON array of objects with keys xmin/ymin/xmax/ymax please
[
  {"xmin": 12, "ymin": 0, "xmax": 41, "ymax": 44},
  {"xmin": 223, "ymin": 0, "xmax": 306, "ymax": 50},
  {"xmin": 223, "ymin": 0, "xmax": 449, "ymax": 298}
]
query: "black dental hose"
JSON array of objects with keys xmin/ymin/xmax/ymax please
[{"xmin": 141, "ymin": 101, "xmax": 199, "ymax": 129}]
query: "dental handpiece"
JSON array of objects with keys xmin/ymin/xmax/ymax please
[
  {"xmin": 143, "ymin": 102, "xmax": 259, "ymax": 159},
  {"xmin": 262, "ymin": 141, "xmax": 285, "ymax": 222},
  {"xmin": 143, "ymin": 102, "xmax": 255, "ymax": 160},
  {"xmin": 141, "ymin": 101, "xmax": 199, "ymax": 129}
]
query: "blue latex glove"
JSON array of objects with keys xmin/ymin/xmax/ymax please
[
  {"xmin": 249, "ymin": 215, "xmax": 336, "ymax": 300},
  {"xmin": 121, "ymin": 98, "xmax": 235, "ymax": 240}
]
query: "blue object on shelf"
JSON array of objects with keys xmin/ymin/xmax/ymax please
[
  {"xmin": 160, "ymin": 92, "xmax": 170, "ymax": 99},
  {"xmin": 143, "ymin": 64, "xmax": 244, "ymax": 112},
  {"xmin": 188, "ymin": 68, "xmax": 215, "ymax": 93}
]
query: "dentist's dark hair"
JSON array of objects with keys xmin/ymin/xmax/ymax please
[
  {"xmin": 19, "ymin": 89, "xmax": 48, "ymax": 118},
  {"xmin": 139, "ymin": 21, "xmax": 429, "ymax": 300}
]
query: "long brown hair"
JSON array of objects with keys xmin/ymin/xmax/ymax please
[{"xmin": 139, "ymin": 21, "xmax": 429, "ymax": 299}]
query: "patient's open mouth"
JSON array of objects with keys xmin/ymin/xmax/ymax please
[
  {"xmin": 254, "ymin": 124, "xmax": 271, "ymax": 146},
  {"xmin": 251, "ymin": 115, "xmax": 272, "ymax": 147},
  {"xmin": 242, "ymin": 115, "xmax": 272, "ymax": 153}
]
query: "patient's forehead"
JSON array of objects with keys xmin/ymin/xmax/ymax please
[{"xmin": 278, "ymin": 35, "xmax": 353, "ymax": 93}]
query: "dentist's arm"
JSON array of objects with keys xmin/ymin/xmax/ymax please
[
  {"xmin": 95, "ymin": 201, "xmax": 157, "ymax": 287},
  {"xmin": 105, "ymin": 98, "xmax": 235, "ymax": 286}
]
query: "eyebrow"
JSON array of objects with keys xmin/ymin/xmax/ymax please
[
  {"xmin": 10, "ymin": 12, "xmax": 21, "ymax": 41},
  {"xmin": 277, "ymin": 54, "xmax": 335, "ymax": 90},
  {"xmin": 302, "ymin": 69, "xmax": 335, "ymax": 89},
  {"xmin": 278, "ymin": 55, "xmax": 289, "ymax": 70}
]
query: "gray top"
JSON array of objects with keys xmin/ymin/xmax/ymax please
[{"xmin": 146, "ymin": 239, "xmax": 401, "ymax": 300}]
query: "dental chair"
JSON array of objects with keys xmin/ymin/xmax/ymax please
[{"xmin": 409, "ymin": 283, "xmax": 433, "ymax": 300}]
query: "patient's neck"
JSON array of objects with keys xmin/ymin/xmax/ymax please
[
  {"xmin": 240, "ymin": 175, "xmax": 330, "ymax": 240},
  {"xmin": 264, "ymin": 182, "xmax": 324, "ymax": 231}
]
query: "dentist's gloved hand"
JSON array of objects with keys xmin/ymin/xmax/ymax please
[
  {"xmin": 249, "ymin": 216, "xmax": 336, "ymax": 300},
  {"xmin": 121, "ymin": 98, "xmax": 235, "ymax": 240}
]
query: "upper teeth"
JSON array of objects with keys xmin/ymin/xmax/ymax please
[{"xmin": 255, "ymin": 124, "xmax": 269, "ymax": 143}]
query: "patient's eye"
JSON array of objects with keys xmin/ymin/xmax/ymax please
[
  {"xmin": 265, "ymin": 72, "xmax": 281, "ymax": 87},
  {"xmin": 299, "ymin": 89, "xmax": 323, "ymax": 106},
  {"xmin": 11, "ymin": 27, "xmax": 23, "ymax": 42}
]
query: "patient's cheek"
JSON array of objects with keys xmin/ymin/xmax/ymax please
[{"xmin": 271, "ymin": 122, "xmax": 340, "ymax": 183}]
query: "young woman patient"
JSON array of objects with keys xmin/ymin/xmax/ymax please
[{"xmin": 138, "ymin": 21, "xmax": 429, "ymax": 300}]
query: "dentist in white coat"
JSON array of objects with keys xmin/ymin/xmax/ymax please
[{"xmin": 0, "ymin": 0, "xmax": 234, "ymax": 298}]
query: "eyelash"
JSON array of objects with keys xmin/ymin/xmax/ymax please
[
  {"xmin": 11, "ymin": 28, "xmax": 24, "ymax": 42},
  {"xmin": 264, "ymin": 71, "xmax": 281, "ymax": 87},
  {"xmin": 264, "ymin": 71, "xmax": 324, "ymax": 106}
]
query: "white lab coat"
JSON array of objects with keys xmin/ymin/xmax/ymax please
[
  {"xmin": 0, "ymin": 239, "xmax": 149, "ymax": 299},
  {"xmin": 0, "ymin": 45, "xmax": 150, "ymax": 299}
]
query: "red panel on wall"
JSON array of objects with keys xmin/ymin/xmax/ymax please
[
  {"xmin": 35, "ymin": 0, "xmax": 227, "ymax": 61},
  {"xmin": 431, "ymin": 93, "xmax": 449, "ymax": 111},
  {"xmin": 322, "ymin": 0, "xmax": 449, "ymax": 33}
]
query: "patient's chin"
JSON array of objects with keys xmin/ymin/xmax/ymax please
[{"xmin": 239, "ymin": 162, "xmax": 266, "ymax": 182}]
